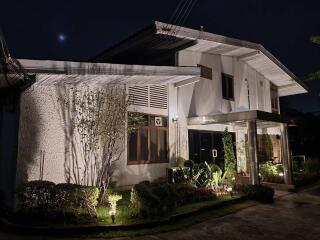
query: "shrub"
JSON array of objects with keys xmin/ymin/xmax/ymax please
[
  {"xmin": 222, "ymin": 128, "xmax": 237, "ymax": 186},
  {"xmin": 55, "ymin": 183, "xmax": 99, "ymax": 217},
  {"xmin": 108, "ymin": 193, "xmax": 122, "ymax": 216},
  {"xmin": 244, "ymin": 184, "xmax": 274, "ymax": 203},
  {"xmin": 304, "ymin": 157, "xmax": 320, "ymax": 175},
  {"xmin": 133, "ymin": 182, "xmax": 161, "ymax": 216},
  {"xmin": 18, "ymin": 180, "xmax": 56, "ymax": 211},
  {"xmin": 259, "ymin": 161, "xmax": 278, "ymax": 177},
  {"xmin": 17, "ymin": 181, "xmax": 100, "ymax": 220}
]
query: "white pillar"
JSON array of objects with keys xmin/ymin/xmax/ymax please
[
  {"xmin": 247, "ymin": 120, "xmax": 259, "ymax": 185},
  {"xmin": 280, "ymin": 123, "xmax": 293, "ymax": 185}
]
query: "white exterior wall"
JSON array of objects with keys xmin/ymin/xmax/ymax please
[
  {"xmin": 16, "ymin": 83, "xmax": 169, "ymax": 189},
  {"xmin": 172, "ymin": 50, "xmax": 277, "ymax": 169},
  {"xmin": 177, "ymin": 50, "xmax": 273, "ymax": 114}
]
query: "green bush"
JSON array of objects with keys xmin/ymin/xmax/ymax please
[
  {"xmin": 244, "ymin": 184, "xmax": 274, "ymax": 203},
  {"xmin": 131, "ymin": 180, "xmax": 217, "ymax": 217},
  {"xmin": 18, "ymin": 180, "xmax": 56, "ymax": 211},
  {"xmin": 133, "ymin": 182, "xmax": 161, "ymax": 216},
  {"xmin": 17, "ymin": 181, "xmax": 100, "ymax": 221},
  {"xmin": 304, "ymin": 157, "xmax": 320, "ymax": 175},
  {"xmin": 55, "ymin": 183, "xmax": 99, "ymax": 217},
  {"xmin": 259, "ymin": 161, "xmax": 278, "ymax": 177},
  {"xmin": 222, "ymin": 128, "xmax": 237, "ymax": 186}
]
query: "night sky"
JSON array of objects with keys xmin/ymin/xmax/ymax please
[{"xmin": 1, "ymin": 0, "xmax": 320, "ymax": 112}]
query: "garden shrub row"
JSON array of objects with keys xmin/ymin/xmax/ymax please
[
  {"xmin": 17, "ymin": 180, "xmax": 99, "ymax": 221},
  {"xmin": 131, "ymin": 181, "xmax": 217, "ymax": 217}
]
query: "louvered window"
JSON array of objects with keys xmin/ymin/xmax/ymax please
[{"xmin": 128, "ymin": 85, "xmax": 168, "ymax": 110}]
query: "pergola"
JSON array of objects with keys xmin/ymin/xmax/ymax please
[{"xmin": 188, "ymin": 110, "xmax": 294, "ymax": 185}]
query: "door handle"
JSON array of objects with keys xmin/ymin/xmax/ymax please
[{"xmin": 212, "ymin": 149, "xmax": 217, "ymax": 158}]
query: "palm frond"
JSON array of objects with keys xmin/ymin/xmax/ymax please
[
  {"xmin": 302, "ymin": 70, "xmax": 320, "ymax": 82},
  {"xmin": 310, "ymin": 35, "xmax": 320, "ymax": 45}
]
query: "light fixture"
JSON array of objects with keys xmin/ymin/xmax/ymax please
[
  {"xmin": 109, "ymin": 210, "xmax": 116, "ymax": 224},
  {"xmin": 279, "ymin": 172, "xmax": 284, "ymax": 177},
  {"xmin": 172, "ymin": 115, "xmax": 179, "ymax": 122},
  {"xmin": 227, "ymin": 187, "xmax": 233, "ymax": 197}
]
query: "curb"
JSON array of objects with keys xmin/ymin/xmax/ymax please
[{"xmin": 0, "ymin": 196, "xmax": 246, "ymax": 236}]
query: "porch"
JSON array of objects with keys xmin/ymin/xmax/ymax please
[{"xmin": 188, "ymin": 110, "xmax": 294, "ymax": 185}]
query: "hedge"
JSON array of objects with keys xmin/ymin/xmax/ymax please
[
  {"xmin": 131, "ymin": 181, "xmax": 217, "ymax": 217},
  {"xmin": 17, "ymin": 181, "xmax": 99, "ymax": 221}
]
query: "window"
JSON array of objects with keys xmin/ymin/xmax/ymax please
[
  {"xmin": 128, "ymin": 113, "xmax": 168, "ymax": 164},
  {"xmin": 222, "ymin": 73, "xmax": 234, "ymax": 100},
  {"xmin": 197, "ymin": 64, "xmax": 212, "ymax": 80},
  {"xmin": 270, "ymin": 83, "xmax": 279, "ymax": 113}
]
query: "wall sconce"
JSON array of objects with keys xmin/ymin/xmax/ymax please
[{"xmin": 172, "ymin": 116, "xmax": 179, "ymax": 122}]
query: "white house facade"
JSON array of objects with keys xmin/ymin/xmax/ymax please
[{"xmin": 0, "ymin": 22, "xmax": 307, "ymax": 206}]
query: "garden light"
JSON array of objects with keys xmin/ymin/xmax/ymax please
[
  {"xmin": 109, "ymin": 210, "xmax": 116, "ymax": 224},
  {"xmin": 227, "ymin": 187, "xmax": 233, "ymax": 197},
  {"xmin": 108, "ymin": 194, "xmax": 122, "ymax": 224},
  {"xmin": 279, "ymin": 172, "xmax": 284, "ymax": 177}
]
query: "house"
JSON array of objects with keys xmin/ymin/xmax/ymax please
[{"xmin": 0, "ymin": 22, "xmax": 307, "ymax": 207}]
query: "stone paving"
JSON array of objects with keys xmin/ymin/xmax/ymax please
[{"xmin": 1, "ymin": 184, "xmax": 320, "ymax": 240}]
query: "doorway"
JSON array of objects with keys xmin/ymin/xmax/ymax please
[{"xmin": 188, "ymin": 130, "xmax": 235, "ymax": 166}]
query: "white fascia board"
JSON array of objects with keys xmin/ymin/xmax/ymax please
[{"xmin": 18, "ymin": 59, "xmax": 200, "ymax": 77}]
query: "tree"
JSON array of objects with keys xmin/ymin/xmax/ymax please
[
  {"xmin": 222, "ymin": 128, "xmax": 237, "ymax": 186},
  {"xmin": 303, "ymin": 36, "xmax": 320, "ymax": 82},
  {"xmin": 60, "ymin": 84, "xmax": 130, "ymax": 202}
]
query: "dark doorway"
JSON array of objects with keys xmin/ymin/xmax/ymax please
[{"xmin": 188, "ymin": 130, "xmax": 235, "ymax": 166}]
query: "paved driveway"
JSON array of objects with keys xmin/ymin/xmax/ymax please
[{"xmin": 1, "ymin": 184, "xmax": 320, "ymax": 240}]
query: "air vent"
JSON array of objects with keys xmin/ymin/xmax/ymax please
[
  {"xmin": 149, "ymin": 85, "xmax": 168, "ymax": 109},
  {"xmin": 128, "ymin": 85, "xmax": 168, "ymax": 110},
  {"xmin": 128, "ymin": 85, "xmax": 148, "ymax": 107}
]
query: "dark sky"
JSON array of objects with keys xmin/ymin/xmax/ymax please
[{"xmin": 1, "ymin": 0, "xmax": 320, "ymax": 112}]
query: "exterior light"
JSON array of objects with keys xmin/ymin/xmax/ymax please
[
  {"xmin": 109, "ymin": 210, "xmax": 116, "ymax": 224},
  {"xmin": 279, "ymin": 172, "xmax": 284, "ymax": 177},
  {"xmin": 172, "ymin": 115, "xmax": 179, "ymax": 122},
  {"xmin": 227, "ymin": 187, "xmax": 233, "ymax": 197},
  {"xmin": 108, "ymin": 194, "xmax": 122, "ymax": 224}
]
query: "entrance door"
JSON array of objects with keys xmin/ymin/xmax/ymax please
[
  {"xmin": 199, "ymin": 132, "xmax": 213, "ymax": 163},
  {"xmin": 188, "ymin": 130, "xmax": 235, "ymax": 166}
]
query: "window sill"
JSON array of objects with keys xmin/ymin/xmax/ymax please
[{"xmin": 222, "ymin": 97, "xmax": 235, "ymax": 101}]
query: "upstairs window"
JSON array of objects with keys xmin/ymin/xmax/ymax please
[
  {"xmin": 270, "ymin": 83, "xmax": 279, "ymax": 113},
  {"xmin": 128, "ymin": 113, "xmax": 168, "ymax": 164},
  {"xmin": 197, "ymin": 64, "xmax": 212, "ymax": 80},
  {"xmin": 222, "ymin": 73, "xmax": 234, "ymax": 101}
]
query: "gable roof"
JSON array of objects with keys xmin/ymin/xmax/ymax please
[{"xmin": 92, "ymin": 21, "xmax": 307, "ymax": 96}]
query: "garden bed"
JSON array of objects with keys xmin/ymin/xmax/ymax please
[{"xmin": 0, "ymin": 194, "xmax": 246, "ymax": 236}]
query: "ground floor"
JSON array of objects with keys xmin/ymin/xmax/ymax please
[{"xmin": 1, "ymin": 183, "xmax": 320, "ymax": 240}]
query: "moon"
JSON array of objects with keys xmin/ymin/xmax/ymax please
[{"xmin": 58, "ymin": 33, "xmax": 66, "ymax": 42}]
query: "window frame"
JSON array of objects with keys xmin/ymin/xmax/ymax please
[
  {"xmin": 197, "ymin": 64, "xmax": 212, "ymax": 80},
  {"xmin": 221, "ymin": 73, "xmax": 235, "ymax": 101},
  {"xmin": 127, "ymin": 113, "xmax": 169, "ymax": 165},
  {"xmin": 270, "ymin": 83, "xmax": 279, "ymax": 113}
]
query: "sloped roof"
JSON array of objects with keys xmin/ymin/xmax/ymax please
[{"xmin": 92, "ymin": 21, "xmax": 307, "ymax": 97}]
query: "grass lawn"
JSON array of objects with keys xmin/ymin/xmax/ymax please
[{"xmin": 85, "ymin": 200, "xmax": 255, "ymax": 238}]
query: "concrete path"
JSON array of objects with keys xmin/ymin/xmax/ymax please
[{"xmin": 1, "ymin": 184, "xmax": 320, "ymax": 240}]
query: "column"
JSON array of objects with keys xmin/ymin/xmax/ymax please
[
  {"xmin": 247, "ymin": 120, "xmax": 259, "ymax": 185},
  {"xmin": 280, "ymin": 123, "xmax": 293, "ymax": 185}
]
